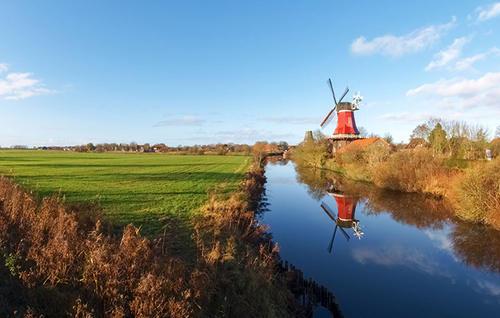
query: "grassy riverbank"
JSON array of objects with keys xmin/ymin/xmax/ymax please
[
  {"xmin": 0, "ymin": 150, "xmax": 250, "ymax": 234},
  {"xmin": 293, "ymin": 139, "xmax": 500, "ymax": 229},
  {"xmin": 0, "ymin": 159, "xmax": 297, "ymax": 317}
]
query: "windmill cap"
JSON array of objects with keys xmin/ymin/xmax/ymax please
[{"xmin": 336, "ymin": 102, "xmax": 356, "ymax": 111}]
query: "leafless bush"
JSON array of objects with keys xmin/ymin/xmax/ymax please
[
  {"xmin": 371, "ymin": 148, "xmax": 454, "ymax": 197},
  {"xmin": 453, "ymin": 157, "xmax": 500, "ymax": 227}
]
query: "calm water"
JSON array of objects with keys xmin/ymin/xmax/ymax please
[{"xmin": 260, "ymin": 160, "xmax": 500, "ymax": 318}]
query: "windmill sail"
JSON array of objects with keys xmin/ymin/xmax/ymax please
[
  {"xmin": 320, "ymin": 202, "xmax": 336, "ymax": 221},
  {"xmin": 320, "ymin": 106, "xmax": 336, "ymax": 128},
  {"xmin": 328, "ymin": 78, "xmax": 337, "ymax": 105},
  {"xmin": 338, "ymin": 87, "xmax": 349, "ymax": 104}
]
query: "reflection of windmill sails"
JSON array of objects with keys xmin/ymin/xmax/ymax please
[{"xmin": 320, "ymin": 191, "xmax": 363, "ymax": 254}]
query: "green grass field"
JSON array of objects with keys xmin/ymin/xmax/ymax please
[{"xmin": 0, "ymin": 150, "xmax": 251, "ymax": 233}]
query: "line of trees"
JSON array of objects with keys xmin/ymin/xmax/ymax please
[
  {"xmin": 410, "ymin": 119, "xmax": 498, "ymax": 159},
  {"xmin": 30, "ymin": 141, "xmax": 290, "ymax": 156},
  {"xmin": 40, "ymin": 142, "xmax": 255, "ymax": 155}
]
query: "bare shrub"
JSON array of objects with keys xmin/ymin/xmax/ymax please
[
  {"xmin": 371, "ymin": 148, "xmax": 453, "ymax": 196},
  {"xmin": 453, "ymin": 157, "xmax": 500, "ymax": 227}
]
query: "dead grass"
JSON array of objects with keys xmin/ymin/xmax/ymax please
[
  {"xmin": 192, "ymin": 164, "xmax": 294, "ymax": 317},
  {"xmin": 452, "ymin": 157, "xmax": 500, "ymax": 228}
]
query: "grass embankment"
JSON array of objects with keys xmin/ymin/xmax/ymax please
[
  {"xmin": 0, "ymin": 159, "xmax": 297, "ymax": 316},
  {"xmin": 293, "ymin": 141, "xmax": 500, "ymax": 228},
  {"xmin": 0, "ymin": 150, "xmax": 250, "ymax": 234}
]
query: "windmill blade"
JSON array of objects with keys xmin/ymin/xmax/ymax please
[
  {"xmin": 320, "ymin": 202, "xmax": 336, "ymax": 221},
  {"xmin": 320, "ymin": 106, "xmax": 336, "ymax": 128},
  {"xmin": 327, "ymin": 78, "xmax": 337, "ymax": 105},
  {"xmin": 328, "ymin": 225, "xmax": 338, "ymax": 253},
  {"xmin": 338, "ymin": 225, "xmax": 350, "ymax": 241},
  {"xmin": 338, "ymin": 87, "xmax": 350, "ymax": 104}
]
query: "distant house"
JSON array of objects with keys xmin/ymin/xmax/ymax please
[
  {"xmin": 406, "ymin": 138, "xmax": 428, "ymax": 149},
  {"xmin": 337, "ymin": 137, "xmax": 391, "ymax": 153}
]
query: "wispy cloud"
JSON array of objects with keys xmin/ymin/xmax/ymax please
[
  {"xmin": 454, "ymin": 47, "xmax": 500, "ymax": 71},
  {"xmin": 473, "ymin": 2, "xmax": 500, "ymax": 22},
  {"xmin": 351, "ymin": 17, "xmax": 456, "ymax": 57},
  {"xmin": 153, "ymin": 115, "xmax": 206, "ymax": 127},
  {"xmin": 425, "ymin": 37, "xmax": 469, "ymax": 71},
  {"xmin": 352, "ymin": 245, "xmax": 451, "ymax": 277},
  {"xmin": 0, "ymin": 64, "xmax": 54, "ymax": 100},
  {"xmin": 260, "ymin": 116, "xmax": 318, "ymax": 125}
]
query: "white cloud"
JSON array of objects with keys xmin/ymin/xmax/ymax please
[
  {"xmin": 454, "ymin": 47, "xmax": 500, "ymax": 71},
  {"xmin": 351, "ymin": 17, "xmax": 456, "ymax": 57},
  {"xmin": 0, "ymin": 65, "xmax": 53, "ymax": 100},
  {"xmin": 474, "ymin": 2, "xmax": 500, "ymax": 22},
  {"xmin": 407, "ymin": 72, "xmax": 500, "ymax": 105},
  {"xmin": 153, "ymin": 115, "xmax": 206, "ymax": 127},
  {"xmin": 425, "ymin": 37, "xmax": 469, "ymax": 71},
  {"xmin": 380, "ymin": 72, "xmax": 500, "ymax": 128},
  {"xmin": 402, "ymin": 71, "xmax": 500, "ymax": 131},
  {"xmin": 0, "ymin": 63, "xmax": 8, "ymax": 74}
]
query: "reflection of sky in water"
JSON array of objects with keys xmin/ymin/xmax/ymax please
[{"xmin": 262, "ymin": 162, "xmax": 500, "ymax": 317}]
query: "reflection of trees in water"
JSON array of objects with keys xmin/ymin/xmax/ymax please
[
  {"xmin": 361, "ymin": 190, "xmax": 454, "ymax": 230},
  {"xmin": 451, "ymin": 222, "xmax": 500, "ymax": 273},
  {"xmin": 294, "ymin": 164, "xmax": 331, "ymax": 200},
  {"xmin": 292, "ymin": 162, "xmax": 500, "ymax": 274},
  {"xmin": 294, "ymin": 164, "xmax": 454, "ymax": 229},
  {"xmin": 265, "ymin": 157, "xmax": 290, "ymax": 166}
]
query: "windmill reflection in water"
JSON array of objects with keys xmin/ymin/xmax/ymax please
[{"xmin": 320, "ymin": 184, "xmax": 364, "ymax": 254}]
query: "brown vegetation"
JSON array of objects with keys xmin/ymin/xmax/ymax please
[
  {"xmin": 452, "ymin": 157, "xmax": 500, "ymax": 227},
  {"xmin": 371, "ymin": 148, "xmax": 455, "ymax": 197},
  {"xmin": 0, "ymin": 163, "xmax": 297, "ymax": 317}
]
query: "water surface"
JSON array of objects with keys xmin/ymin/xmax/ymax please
[{"xmin": 261, "ymin": 161, "xmax": 500, "ymax": 317}]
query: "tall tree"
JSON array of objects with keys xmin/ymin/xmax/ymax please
[
  {"xmin": 428, "ymin": 123, "xmax": 447, "ymax": 155},
  {"xmin": 411, "ymin": 124, "xmax": 431, "ymax": 140}
]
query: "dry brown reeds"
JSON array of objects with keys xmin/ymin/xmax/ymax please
[
  {"xmin": 192, "ymin": 164, "xmax": 295, "ymax": 317},
  {"xmin": 452, "ymin": 157, "xmax": 500, "ymax": 228},
  {"xmin": 0, "ymin": 176, "xmax": 195, "ymax": 317}
]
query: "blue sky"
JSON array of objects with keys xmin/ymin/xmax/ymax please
[{"xmin": 1, "ymin": 0, "xmax": 499, "ymax": 146}]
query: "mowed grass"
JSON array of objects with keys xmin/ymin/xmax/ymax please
[{"xmin": 0, "ymin": 150, "xmax": 251, "ymax": 233}]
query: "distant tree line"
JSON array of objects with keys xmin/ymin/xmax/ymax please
[{"xmin": 30, "ymin": 141, "xmax": 290, "ymax": 156}]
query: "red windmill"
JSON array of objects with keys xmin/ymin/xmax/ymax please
[
  {"xmin": 320, "ymin": 78, "xmax": 363, "ymax": 140},
  {"xmin": 320, "ymin": 189, "xmax": 364, "ymax": 254}
]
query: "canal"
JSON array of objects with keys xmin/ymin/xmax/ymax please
[{"xmin": 260, "ymin": 160, "xmax": 500, "ymax": 317}]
